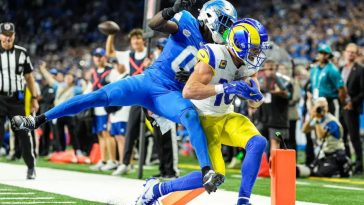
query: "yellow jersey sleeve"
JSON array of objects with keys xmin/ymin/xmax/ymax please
[{"xmin": 196, "ymin": 45, "xmax": 216, "ymax": 74}]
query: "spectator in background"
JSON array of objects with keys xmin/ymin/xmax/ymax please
[
  {"xmin": 106, "ymin": 59, "xmax": 132, "ymax": 176},
  {"xmin": 149, "ymin": 38, "xmax": 179, "ymax": 179},
  {"xmin": 298, "ymin": 65, "xmax": 316, "ymax": 165},
  {"xmin": 75, "ymin": 69, "xmax": 96, "ymax": 155},
  {"xmin": 89, "ymin": 48, "xmax": 116, "ymax": 171},
  {"xmin": 340, "ymin": 43, "xmax": 364, "ymax": 174},
  {"xmin": 309, "ymin": 44, "xmax": 346, "ymax": 116},
  {"xmin": 299, "ymin": 98, "xmax": 351, "ymax": 178},
  {"xmin": 39, "ymin": 62, "xmax": 82, "ymax": 155},
  {"xmin": 257, "ymin": 60, "xmax": 292, "ymax": 155},
  {"xmin": 38, "ymin": 68, "xmax": 56, "ymax": 156},
  {"xmin": 105, "ymin": 28, "xmax": 149, "ymax": 174},
  {"xmin": 278, "ymin": 64, "xmax": 301, "ymax": 151}
]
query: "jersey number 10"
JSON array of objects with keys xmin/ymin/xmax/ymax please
[{"xmin": 214, "ymin": 79, "xmax": 234, "ymax": 106}]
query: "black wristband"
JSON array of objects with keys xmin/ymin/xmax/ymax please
[{"xmin": 161, "ymin": 7, "xmax": 176, "ymax": 20}]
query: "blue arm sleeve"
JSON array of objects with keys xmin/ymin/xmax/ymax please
[{"xmin": 325, "ymin": 121, "xmax": 340, "ymax": 139}]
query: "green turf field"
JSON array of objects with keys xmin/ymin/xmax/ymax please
[
  {"xmin": 1, "ymin": 155, "xmax": 364, "ymax": 205},
  {"xmin": 0, "ymin": 183, "xmax": 102, "ymax": 205}
]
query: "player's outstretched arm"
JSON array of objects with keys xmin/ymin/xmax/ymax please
[
  {"xmin": 148, "ymin": 0, "xmax": 195, "ymax": 34},
  {"xmin": 182, "ymin": 61, "xmax": 215, "ymax": 100},
  {"xmin": 106, "ymin": 34, "xmax": 116, "ymax": 57},
  {"xmin": 148, "ymin": 11, "xmax": 178, "ymax": 34}
]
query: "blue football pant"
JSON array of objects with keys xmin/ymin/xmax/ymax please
[{"xmin": 45, "ymin": 72, "xmax": 211, "ymax": 168}]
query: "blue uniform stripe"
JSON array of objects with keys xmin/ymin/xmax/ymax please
[
  {"xmin": 325, "ymin": 121, "xmax": 340, "ymax": 139},
  {"xmin": 205, "ymin": 45, "xmax": 216, "ymax": 69}
]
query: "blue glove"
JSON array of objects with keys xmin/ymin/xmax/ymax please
[
  {"xmin": 223, "ymin": 80, "xmax": 248, "ymax": 95},
  {"xmin": 235, "ymin": 79, "xmax": 263, "ymax": 102}
]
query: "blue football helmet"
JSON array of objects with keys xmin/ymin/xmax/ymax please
[
  {"xmin": 227, "ymin": 19, "xmax": 269, "ymax": 69},
  {"xmin": 198, "ymin": 0, "xmax": 238, "ymax": 44}
]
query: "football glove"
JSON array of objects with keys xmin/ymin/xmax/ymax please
[
  {"xmin": 235, "ymin": 79, "xmax": 263, "ymax": 102},
  {"xmin": 175, "ymin": 70, "xmax": 190, "ymax": 83},
  {"xmin": 173, "ymin": 0, "xmax": 196, "ymax": 13},
  {"xmin": 223, "ymin": 80, "xmax": 247, "ymax": 95}
]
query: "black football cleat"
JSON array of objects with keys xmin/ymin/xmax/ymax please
[
  {"xmin": 203, "ymin": 170, "xmax": 225, "ymax": 194},
  {"xmin": 11, "ymin": 115, "xmax": 36, "ymax": 131}
]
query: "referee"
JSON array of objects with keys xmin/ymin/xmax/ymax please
[{"xmin": 0, "ymin": 22, "xmax": 39, "ymax": 179}]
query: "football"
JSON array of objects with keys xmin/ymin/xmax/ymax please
[{"xmin": 97, "ymin": 21, "xmax": 120, "ymax": 35}]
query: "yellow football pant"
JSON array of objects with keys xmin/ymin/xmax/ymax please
[{"xmin": 199, "ymin": 112, "xmax": 261, "ymax": 175}]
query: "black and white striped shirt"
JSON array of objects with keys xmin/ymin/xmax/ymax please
[{"xmin": 0, "ymin": 45, "xmax": 34, "ymax": 93}]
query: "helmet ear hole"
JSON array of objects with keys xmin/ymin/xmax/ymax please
[{"xmin": 207, "ymin": 13, "xmax": 212, "ymax": 17}]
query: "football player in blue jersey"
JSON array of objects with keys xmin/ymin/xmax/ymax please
[
  {"xmin": 135, "ymin": 18, "xmax": 269, "ymax": 205},
  {"xmin": 11, "ymin": 0, "xmax": 237, "ymax": 192}
]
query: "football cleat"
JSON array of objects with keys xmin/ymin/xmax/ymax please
[
  {"xmin": 11, "ymin": 115, "xmax": 36, "ymax": 131},
  {"xmin": 203, "ymin": 170, "xmax": 225, "ymax": 194},
  {"xmin": 135, "ymin": 177, "xmax": 160, "ymax": 205}
]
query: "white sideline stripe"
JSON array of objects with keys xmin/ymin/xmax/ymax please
[
  {"xmin": 0, "ymin": 202, "xmax": 76, "ymax": 204},
  {"xmin": 323, "ymin": 185, "xmax": 364, "ymax": 191},
  {"xmin": 296, "ymin": 181, "xmax": 311, "ymax": 185},
  {"xmin": 0, "ymin": 192, "xmax": 35, "ymax": 195},
  {"xmin": 0, "ymin": 163, "xmax": 326, "ymax": 205},
  {"xmin": 0, "ymin": 197, "xmax": 55, "ymax": 200},
  {"xmin": 231, "ymin": 174, "xmax": 241, "ymax": 178}
]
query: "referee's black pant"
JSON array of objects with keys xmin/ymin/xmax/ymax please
[
  {"xmin": 153, "ymin": 126, "xmax": 178, "ymax": 176},
  {"xmin": 0, "ymin": 95, "xmax": 36, "ymax": 169}
]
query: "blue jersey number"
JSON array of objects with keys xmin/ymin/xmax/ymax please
[
  {"xmin": 214, "ymin": 79, "xmax": 234, "ymax": 106},
  {"xmin": 172, "ymin": 46, "xmax": 198, "ymax": 73}
]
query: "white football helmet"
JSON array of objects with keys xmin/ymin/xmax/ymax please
[{"xmin": 198, "ymin": 0, "xmax": 238, "ymax": 44}]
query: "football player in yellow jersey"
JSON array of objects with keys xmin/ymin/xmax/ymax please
[
  {"xmin": 135, "ymin": 19, "xmax": 269, "ymax": 205},
  {"xmin": 183, "ymin": 19, "xmax": 268, "ymax": 205}
]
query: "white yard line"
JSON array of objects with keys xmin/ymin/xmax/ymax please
[
  {"xmin": 0, "ymin": 163, "xmax": 325, "ymax": 205},
  {"xmin": 323, "ymin": 185, "xmax": 364, "ymax": 191},
  {"xmin": 0, "ymin": 193, "xmax": 35, "ymax": 195},
  {"xmin": 0, "ymin": 197, "xmax": 55, "ymax": 200},
  {"xmin": 0, "ymin": 202, "xmax": 76, "ymax": 204},
  {"xmin": 296, "ymin": 181, "xmax": 311, "ymax": 185}
]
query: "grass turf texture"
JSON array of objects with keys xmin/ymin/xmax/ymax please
[
  {"xmin": 1, "ymin": 155, "xmax": 364, "ymax": 205},
  {"xmin": 0, "ymin": 183, "xmax": 102, "ymax": 205}
]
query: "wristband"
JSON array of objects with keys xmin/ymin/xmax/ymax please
[
  {"xmin": 161, "ymin": 7, "xmax": 176, "ymax": 20},
  {"xmin": 215, "ymin": 84, "xmax": 224, "ymax": 94},
  {"xmin": 31, "ymin": 96, "xmax": 38, "ymax": 99}
]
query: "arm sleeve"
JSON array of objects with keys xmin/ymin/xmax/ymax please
[
  {"xmin": 325, "ymin": 121, "xmax": 340, "ymax": 139},
  {"xmin": 23, "ymin": 51, "xmax": 34, "ymax": 74}
]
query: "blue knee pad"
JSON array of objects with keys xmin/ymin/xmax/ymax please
[
  {"xmin": 179, "ymin": 108, "xmax": 211, "ymax": 168},
  {"xmin": 246, "ymin": 135, "xmax": 267, "ymax": 154}
]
